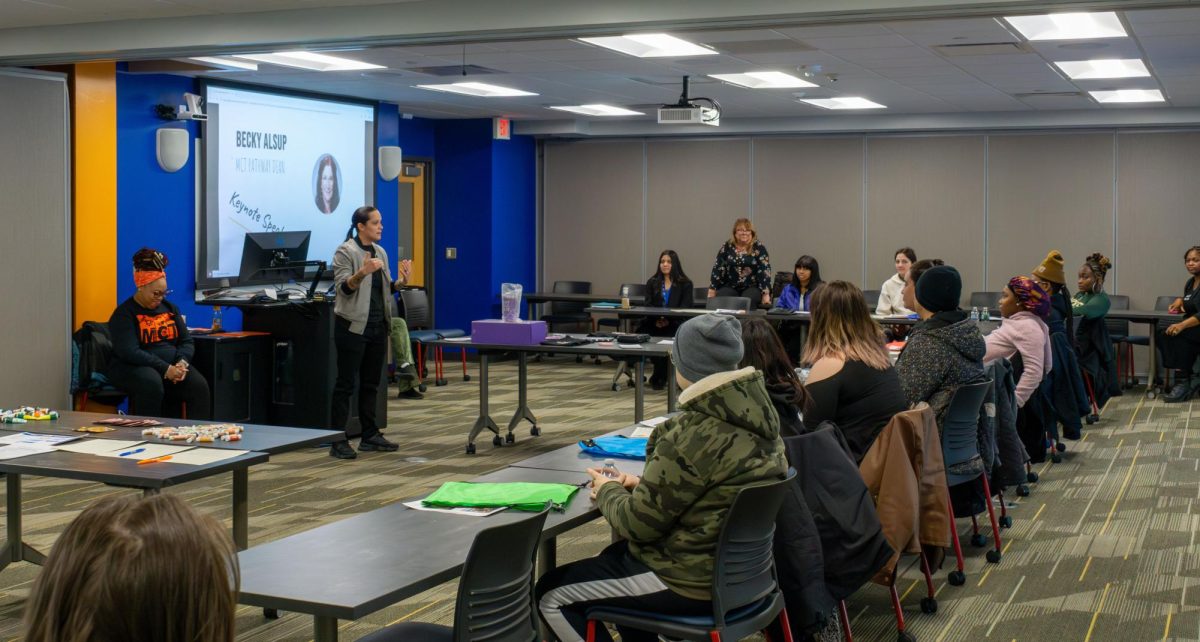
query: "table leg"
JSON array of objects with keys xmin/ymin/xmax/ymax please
[
  {"xmin": 314, "ymin": 615, "xmax": 339, "ymax": 642},
  {"xmin": 634, "ymin": 358, "xmax": 645, "ymax": 423},
  {"xmin": 667, "ymin": 357, "xmax": 678, "ymax": 412},
  {"xmin": 0, "ymin": 474, "xmax": 47, "ymax": 573},
  {"xmin": 232, "ymin": 468, "xmax": 249, "ymax": 551},
  {"xmin": 536, "ymin": 535, "xmax": 557, "ymax": 577},
  {"xmin": 466, "ymin": 353, "xmax": 500, "ymax": 454},
  {"xmin": 507, "ymin": 352, "xmax": 540, "ymax": 438},
  {"xmin": 1147, "ymin": 321, "xmax": 1159, "ymax": 396}
]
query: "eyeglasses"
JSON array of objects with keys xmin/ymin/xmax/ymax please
[{"xmin": 146, "ymin": 289, "xmax": 173, "ymax": 299}]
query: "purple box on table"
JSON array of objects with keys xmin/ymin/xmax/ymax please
[{"xmin": 471, "ymin": 319, "xmax": 548, "ymax": 345}]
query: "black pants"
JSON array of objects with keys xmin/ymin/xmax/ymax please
[
  {"xmin": 636, "ymin": 318, "xmax": 677, "ymax": 385},
  {"xmin": 716, "ymin": 285, "xmax": 762, "ymax": 307},
  {"xmin": 331, "ymin": 318, "xmax": 387, "ymax": 441},
  {"xmin": 106, "ymin": 362, "xmax": 211, "ymax": 419},
  {"xmin": 1158, "ymin": 324, "xmax": 1200, "ymax": 372},
  {"xmin": 536, "ymin": 541, "xmax": 711, "ymax": 642}
]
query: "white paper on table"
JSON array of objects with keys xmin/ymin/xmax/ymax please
[
  {"xmin": 0, "ymin": 443, "xmax": 56, "ymax": 460},
  {"xmin": 168, "ymin": 448, "xmax": 250, "ymax": 466},
  {"xmin": 0, "ymin": 432, "xmax": 79, "ymax": 446},
  {"xmin": 630, "ymin": 426, "xmax": 655, "ymax": 439},
  {"xmin": 656, "ymin": 339, "xmax": 674, "ymax": 345},
  {"xmin": 616, "ymin": 343, "xmax": 644, "ymax": 349},
  {"xmin": 402, "ymin": 500, "xmax": 507, "ymax": 517},
  {"xmin": 638, "ymin": 416, "xmax": 671, "ymax": 428},
  {"xmin": 99, "ymin": 443, "xmax": 194, "ymax": 460},
  {"xmin": 442, "ymin": 336, "xmax": 473, "ymax": 342},
  {"xmin": 55, "ymin": 439, "xmax": 145, "ymax": 455}
]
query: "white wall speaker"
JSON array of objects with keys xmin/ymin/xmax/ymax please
[
  {"xmin": 156, "ymin": 127, "xmax": 190, "ymax": 173},
  {"xmin": 378, "ymin": 145, "xmax": 403, "ymax": 181}
]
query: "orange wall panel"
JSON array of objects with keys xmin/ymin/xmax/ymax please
[{"xmin": 71, "ymin": 62, "xmax": 117, "ymax": 329}]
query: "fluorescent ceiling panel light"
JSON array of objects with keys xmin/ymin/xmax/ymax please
[
  {"xmin": 1089, "ymin": 89, "xmax": 1164, "ymax": 103},
  {"xmin": 577, "ymin": 33, "xmax": 716, "ymax": 57},
  {"xmin": 548, "ymin": 104, "xmax": 643, "ymax": 116},
  {"xmin": 1054, "ymin": 58, "xmax": 1150, "ymax": 79},
  {"xmin": 232, "ymin": 51, "xmax": 384, "ymax": 71},
  {"xmin": 1003, "ymin": 12, "xmax": 1127, "ymax": 40},
  {"xmin": 189, "ymin": 56, "xmax": 258, "ymax": 71},
  {"xmin": 709, "ymin": 71, "xmax": 817, "ymax": 89},
  {"xmin": 414, "ymin": 82, "xmax": 537, "ymax": 97},
  {"xmin": 799, "ymin": 97, "xmax": 886, "ymax": 110}
]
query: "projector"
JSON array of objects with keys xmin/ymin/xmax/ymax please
[{"xmin": 657, "ymin": 104, "xmax": 719, "ymax": 127}]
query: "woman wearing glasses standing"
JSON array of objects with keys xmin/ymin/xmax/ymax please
[{"xmin": 105, "ymin": 248, "xmax": 210, "ymax": 419}]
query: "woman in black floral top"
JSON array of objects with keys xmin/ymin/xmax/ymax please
[{"xmin": 708, "ymin": 218, "xmax": 772, "ymax": 307}]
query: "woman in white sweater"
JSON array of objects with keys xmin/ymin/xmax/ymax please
[
  {"xmin": 984, "ymin": 276, "xmax": 1052, "ymax": 407},
  {"xmin": 876, "ymin": 247, "xmax": 916, "ymax": 316}
]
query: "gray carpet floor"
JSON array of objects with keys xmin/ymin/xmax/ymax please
[{"xmin": 0, "ymin": 357, "xmax": 1195, "ymax": 642}]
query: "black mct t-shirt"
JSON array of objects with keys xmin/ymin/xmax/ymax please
[{"xmin": 107, "ymin": 297, "xmax": 194, "ymax": 375}]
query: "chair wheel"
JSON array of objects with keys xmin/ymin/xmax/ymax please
[
  {"xmin": 530, "ymin": 426, "xmax": 541, "ymax": 436},
  {"xmin": 627, "ymin": 379, "xmax": 635, "ymax": 388},
  {"xmin": 1050, "ymin": 453, "xmax": 1062, "ymax": 464},
  {"xmin": 971, "ymin": 533, "xmax": 988, "ymax": 547},
  {"xmin": 1148, "ymin": 391, "xmax": 1157, "ymax": 400},
  {"xmin": 492, "ymin": 436, "xmax": 503, "ymax": 447},
  {"xmin": 1055, "ymin": 442, "xmax": 1066, "ymax": 452},
  {"xmin": 1027, "ymin": 471, "xmax": 1039, "ymax": 483},
  {"xmin": 920, "ymin": 597, "xmax": 938, "ymax": 614},
  {"xmin": 986, "ymin": 549, "xmax": 1002, "ymax": 563},
  {"xmin": 1086, "ymin": 414, "xmax": 1099, "ymax": 424},
  {"xmin": 463, "ymin": 375, "xmax": 471, "ymax": 382},
  {"xmin": 1016, "ymin": 484, "xmax": 1030, "ymax": 497},
  {"xmin": 611, "ymin": 384, "xmax": 620, "ymax": 392},
  {"xmin": 999, "ymin": 515, "xmax": 1013, "ymax": 528},
  {"xmin": 948, "ymin": 570, "xmax": 966, "ymax": 586},
  {"xmin": 435, "ymin": 379, "xmax": 448, "ymax": 387},
  {"xmin": 417, "ymin": 383, "xmax": 428, "ymax": 393},
  {"xmin": 465, "ymin": 443, "xmax": 476, "ymax": 455},
  {"xmin": 898, "ymin": 631, "xmax": 916, "ymax": 642},
  {"xmin": 263, "ymin": 608, "xmax": 280, "ymax": 619},
  {"xmin": 505, "ymin": 433, "xmax": 515, "ymax": 444}
]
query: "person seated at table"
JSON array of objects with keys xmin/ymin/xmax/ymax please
[
  {"xmin": 877, "ymin": 247, "xmax": 917, "ymax": 316},
  {"xmin": 105, "ymin": 248, "xmax": 210, "ymax": 419},
  {"xmin": 895, "ymin": 264, "xmax": 986, "ymax": 429},
  {"xmin": 985, "ymin": 277, "xmax": 1052, "ymax": 409},
  {"xmin": 389, "ymin": 317, "xmax": 423, "ymax": 399},
  {"xmin": 740, "ymin": 316, "xmax": 810, "ymax": 437},
  {"xmin": 1072, "ymin": 252, "xmax": 1121, "ymax": 404},
  {"xmin": 774, "ymin": 255, "xmax": 824, "ymax": 361},
  {"xmin": 900, "ymin": 258, "xmax": 942, "ymax": 311},
  {"xmin": 801, "ymin": 281, "xmax": 906, "ymax": 463},
  {"xmin": 536, "ymin": 314, "xmax": 787, "ymax": 642},
  {"xmin": 1160, "ymin": 245, "xmax": 1200, "ymax": 402},
  {"xmin": 23, "ymin": 493, "xmax": 238, "ymax": 642},
  {"xmin": 708, "ymin": 217, "xmax": 772, "ymax": 308},
  {"xmin": 1032, "ymin": 250, "xmax": 1090, "ymax": 438},
  {"xmin": 636, "ymin": 249, "xmax": 694, "ymax": 390}
]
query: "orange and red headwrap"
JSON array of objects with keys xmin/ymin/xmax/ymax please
[{"xmin": 134, "ymin": 270, "xmax": 166, "ymax": 288}]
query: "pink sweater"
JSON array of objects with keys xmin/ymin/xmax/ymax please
[{"xmin": 984, "ymin": 311, "xmax": 1052, "ymax": 407}]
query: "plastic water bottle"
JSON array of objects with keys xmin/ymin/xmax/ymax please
[
  {"xmin": 620, "ymin": 285, "xmax": 631, "ymax": 310},
  {"xmin": 981, "ymin": 307, "xmax": 991, "ymax": 322},
  {"xmin": 970, "ymin": 307, "xmax": 980, "ymax": 322},
  {"xmin": 602, "ymin": 459, "xmax": 620, "ymax": 478},
  {"xmin": 211, "ymin": 306, "xmax": 223, "ymax": 333}
]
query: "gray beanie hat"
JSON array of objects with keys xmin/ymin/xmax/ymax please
[{"xmin": 671, "ymin": 314, "xmax": 744, "ymax": 384}]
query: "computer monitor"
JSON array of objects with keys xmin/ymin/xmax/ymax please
[{"xmin": 238, "ymin": 231, "xmax": 312, "ymax": 286}]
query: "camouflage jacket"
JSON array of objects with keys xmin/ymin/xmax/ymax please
[{"xmin": 596, "ymin": 366, "xmax": 788, "ymax": 600}]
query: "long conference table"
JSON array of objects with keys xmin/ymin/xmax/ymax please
[
  {"xmin": 238, "ymin": 423, "xmax": 643, "ymax": 641},
  {"xmin": 0, "ymin": 411, "xmax": 338, "ymax": 571}
]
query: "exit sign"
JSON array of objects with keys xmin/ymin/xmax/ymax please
[{"xmin": 493, "ymin": 117, "xmax": 511, "ymax": 140}]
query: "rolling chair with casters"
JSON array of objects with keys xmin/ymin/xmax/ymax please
[
  {"xmin": 584, "ymin": 472, "xmax": 797, "ymax": 642},
  {"xmin": 1106, "ymin": 295, "xmax": 1133, "ymax": 388},
  {"xmin": 399, "ymin": 289, "xmax": 469, "ymax": 387},
  {"xmin": 862, "ymin": 289, "xmax": 881, "ymax": 310},
  {"xmin": 694, "ymin": 285, "xmax": 711, "ymax": 307},
  {"xmin": 540, "ymin": 280, "xmax": 593, "ymax": 363},
  {"xmin": 706, "ymin": 296, "xmax": 752, "ymax": 312},
  {"xmin": 969, "ymin": 291, "xmax": 1002, "ymax": 313},
  {"xmin": 357, "ymin": 507, "xmax": 550, "ymax": 642},
  {"xmin": 596, "ymin": 283, "xmax": 645, "ymax": 366},
  {"xmin": 1135, "ymin": 295, "xmax": 1179, "ymax": 397}
]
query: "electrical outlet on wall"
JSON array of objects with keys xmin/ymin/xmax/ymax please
[{"xmin": 445, "ymin": 247, "xmax": 457, "ymax": 259}]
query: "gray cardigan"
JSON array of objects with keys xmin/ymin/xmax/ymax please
[{"xmin": 333, "ymin": 237, "xmax": 394, "ymax": 334}]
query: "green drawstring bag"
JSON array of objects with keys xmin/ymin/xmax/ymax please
[{"xmin": 422, "ymin": 481, "xmax": 581, "ymax": 512}]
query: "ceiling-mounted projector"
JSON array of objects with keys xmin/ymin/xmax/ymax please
[{"xmin": 657, "ymin": 76, "xmax": 721, "ymax": 127}]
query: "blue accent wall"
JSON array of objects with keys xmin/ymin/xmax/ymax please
[
  {"xmin": 491, "ymin": 135, "xmax": 537, "ymax": 318},
  {"xmin": 433, "ymin": 119, "xmax": 493, "ymax": 331}
]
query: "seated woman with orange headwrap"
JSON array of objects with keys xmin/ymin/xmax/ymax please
[{"xmin": 104, "ymin": 248, "xmax": 210, "ymax": 419}]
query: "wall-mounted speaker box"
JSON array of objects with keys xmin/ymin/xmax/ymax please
[
  {"xmin": 378, "ymin": 145, "xmax": 403, "ymax": 180},
  {"xmin": 156, "ymin": 127, "xmax": 190, "ymax": 172}
]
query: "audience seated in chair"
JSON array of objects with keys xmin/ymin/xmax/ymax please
[
  {"xmin": 636, "ymin": 249, "xmax": 694, "ymax": 390},
  {"xmin": 1159, "ymin": 245, "xmax": 1200, "ymax": 402},
  {"xmin": 1072, "ymin": 252, "xmax": 1121, "ymax": 405},
  {"xmin": 739, "ymin": 317, "xmax": 809, "ymax": 437},
  {"xmin": 1032, "ymin": 250, "xmax": 1090, "ymax": 438}
]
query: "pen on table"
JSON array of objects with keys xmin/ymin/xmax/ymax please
[
  {"xmin": 137, "ymin": 455, "xmax": 173, "ymax": 465},
  {"xmin": 117, "ymin": 447, "xmax": 146, "ymax": 457}
]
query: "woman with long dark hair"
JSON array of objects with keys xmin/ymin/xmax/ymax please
[
  {"xmin": 777, "ymin": 255, "xmax": 823, "ymax": 312},
  {"xmin": 638, "ymin": 249, "xmax": 694, "ymax": 390},
  {"xmin": 739, "ymin": 317, "xmax": 809, "ymax": 437}
]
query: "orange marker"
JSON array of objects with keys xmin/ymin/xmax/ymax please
[{"xmin": 137, "ymin": 455, "xmax": 173, "ymax": 465}]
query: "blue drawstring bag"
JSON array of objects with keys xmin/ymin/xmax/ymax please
[{"xmin": 578, "ymin": 435, "xmax": 648, "ymax": 460}]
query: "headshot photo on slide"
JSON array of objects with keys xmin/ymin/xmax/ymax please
[{"xmin": 314, "ymin": 154, "xmax": 341, "ymax": 214}]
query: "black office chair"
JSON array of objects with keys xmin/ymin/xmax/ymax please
[
  {"xmin": 584, "ymin": 472, "xmax": 796, "ymax": 642},
  {"xmin": 541, "ymin": 280, "xmax": 593, "ymax": 332},
  {"xmin": 358, "ymin": 507, "xmax": 550, "ymax": 642},
  {"xmin": 1135, "ymin": 296, "xmax": 1180, "ymax": 390},
  {"xmin": 941, "ymin": 380, "xmax": 1003, "ymax": 589},
  {"xmin": 707, "ymin": 296, "xmax": 752, "ymax": 312},
  {"xmin": 400, "ymin": 289, "xmax": 469, "ymax": 386},
  {"xmin": 862, "ymin": 289, "xmax": 881, "ymax": 309},
  {"xmin": 597, "ymin": 283, "xmax": 646, "ymax": 331},
  {"xmin": 969, "ymin": 291, "xmax": 1002, "ymax": 311},
  {"xmin": 694, "ymin": 286, "xmax": 711, "ymax": 307},
  {"xmin": 1106, "ymin": 294, "xmax": 1132, "ymax": 388}
]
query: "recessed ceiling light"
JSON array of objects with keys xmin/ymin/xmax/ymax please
[
  {"xmin": 799, "ymin": 97, "xmax": 886, "ymax": 110},
  {"xmin": 1089, "ymin": 89, "xmax": 1165, "ymax": 103},
  {"xmin": 414, "ymin": 82, "xmax": 537, "ymax": 97},
  {"xmin": 548, "ymin": 104, "xmax": 643, "ymax": 116},
  {"xmin": 709, "ymin": 71, "xmax": 817, "ymax": 89},
  {"xmin": 189, "ymin": 56, "xmax": 259, "ymax": 71},
  {"xmin": 1003, "ymin": 12, "xmax": 1127, "ymax": 41},
  {"xmin": 577, "ymin": 34, "xmax": 716, "ymax": 58},
  {"xmin": 232, "ymin": 51, "xmax": 384, "ymax": 71},
  {"xmin": 1054, "ymin": 58, "xmax": 1150, "ymax": 79}
]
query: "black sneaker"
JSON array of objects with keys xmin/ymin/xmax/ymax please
[
  {"xmin": 359, "ymin": 434, "xmax": 399, "ymax": 452},
  {"xmin": 329, "ymin": 441, "xmax": 357, "ymax": 459},
  {"xmin": 397, "ymin": 363, "xmax": 419, "ymax": 380},
  {"xmin": 398, "ymin": 387, "xmax": 424, "ymax": 400}
]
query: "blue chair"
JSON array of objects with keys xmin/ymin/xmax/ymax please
[
  {"xmin": 584, "ymin": 471, "xmax": 796, "ymax": 642},
  {"xmin": 399, "ymin": 288, "xmax": 468, "ymax": 386},
  {"xmin": 941, "ymin": 380, "xmax": 1002, "ymax": 590},
  {"xmin": 358, "ymin": 507, "xmax": 549, "ymax": 642}
]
